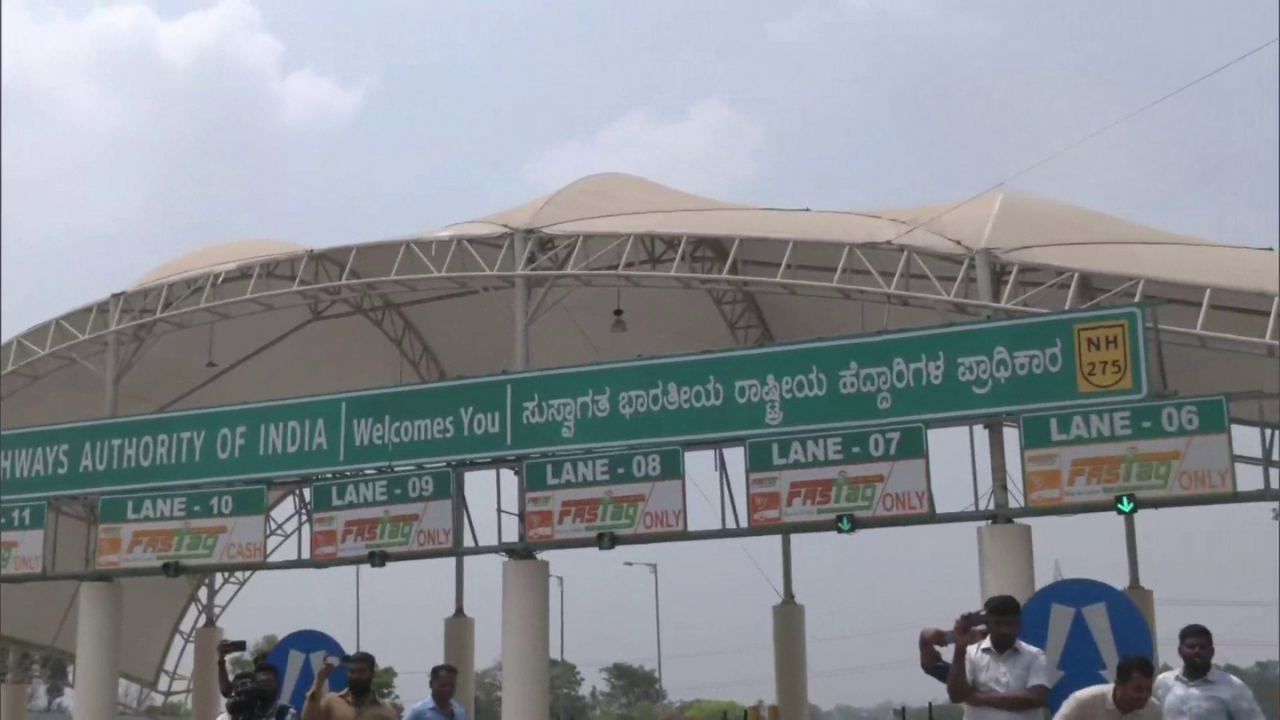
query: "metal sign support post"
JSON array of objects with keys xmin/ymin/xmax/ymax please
[{"xmin": 974, "ymin": 249, "xmax": 1036, "ymax": 603}]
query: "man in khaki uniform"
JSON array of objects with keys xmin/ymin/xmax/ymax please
[
  {"xmin": 302, "ymin": 652, "xmax": 398, "ymax": 720},
  {"xmin": 1054, "ymin": 655, "xmax": 1161, "ymax": 719}
]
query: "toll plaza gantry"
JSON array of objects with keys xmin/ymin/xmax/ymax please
[{"xmin": 2, "ymin": 175, "xmax": 1277, "ymax": 720}]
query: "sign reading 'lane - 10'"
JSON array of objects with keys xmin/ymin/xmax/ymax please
[
  {"xmin": 1, "ymin": 306, "xmax": 1147, "ymax": 501},
  {"xmin": 1021, "ymin": 396, "xmax": 1235, "ymax": 508},
  {"xmin": 746, "ymin": 425, "xmax": 932, "ymax": 526},
  {"xmin": 95, "ymin": 487, "xmax": 267, "ymax": 570},
  {"xmin": 310, "ymin": 470, "xmax": 455, "ymax": 560},
  {"xmin": 523, "ymin": 447, "xmax": 686, "ymax": 542}
]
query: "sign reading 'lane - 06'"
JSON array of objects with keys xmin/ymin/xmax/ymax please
[
  {"xmin": 310, "ymin": 470, "xmax": 455, "ymax": 561},
  {"xmin": 1, "ymin": 501, "xmax": 47, "ymax": 577},
  {"xmin": 746, "ymin": 424, "xmax": 932, "ymax": 526},
  {"xmin": 524, "ymin": 447, "xmax": 686, "ymax": 543},
  {"xmin": 95, "ymin": 486, "xmax": 267, "ymax": 570},
  {"xmin": 1, "ymin": 306, "xmax": 1147, "ymax": 500},
  {"xmin": 1021, "ymin": 396, "xmax": 1235, "ymax": 508}
]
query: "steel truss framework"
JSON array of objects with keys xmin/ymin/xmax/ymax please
[
  {"xmin": 6, "ymin": 232, "xmax": 1275, "ymax": 390},
  {"xmin": 3, "ymin": 231, "xmax": 1278, "ymax": 697}
]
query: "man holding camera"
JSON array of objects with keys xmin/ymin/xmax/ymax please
[
  {"xmin": 945, "ymin": 595, "xmax": 1052, "ymax": 719},
  {"xmin": 216, "ymin": 665, "xmax": 297, "ymax": 720}
]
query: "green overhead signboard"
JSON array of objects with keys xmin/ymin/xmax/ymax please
[
  {"xmin": 1, "ymin": 306, "xmax": 1147, "ymax": 500},
  {"xmin": 1020, "ymin": 396, "xmax": 1233, "ymax": 509}
]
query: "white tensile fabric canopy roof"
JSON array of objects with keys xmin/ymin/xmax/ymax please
[{"xmin": 2, "ymin": 173, "xmax": 1277, "ymax": 688}]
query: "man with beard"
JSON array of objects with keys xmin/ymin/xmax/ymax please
[
  {"xmin": 946, "ymin": 595, "xmax": 1051, "ymax": 719},
  {"xmin": 302, "ymin": 652, "xmax": 397, "ymax": 720},
  {"xmin": 1152, "ymin": 624, "xmax": 1264, "ymax": 720}
]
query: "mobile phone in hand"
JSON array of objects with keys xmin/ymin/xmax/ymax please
[{"xmin": 225, "ymin": 640, "xmax": 248, "ymax": 653}]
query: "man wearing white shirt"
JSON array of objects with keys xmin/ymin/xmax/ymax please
[
  {"xmin": 946, "ymin": 595, "xmax": 1052, "ymax": 720},
  {"xmin": 1152, "ymin": 624, "xmax": 1265, "ymax": 720},
  {"xmin": 1053, "ymin": 655, "xmax": 1161, "ymax": 719}
]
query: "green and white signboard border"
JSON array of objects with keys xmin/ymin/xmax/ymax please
[
  {"xmin": 1020, "ymin": 395, "xmax": 1235, "ymax": 509},
  {"xmin": 1, "ymin": 501, "xmax": 48, "ymax": 577},
  {"xmin": 0, "ymin": 305, "xmax": 1147, "ymax": 501}
]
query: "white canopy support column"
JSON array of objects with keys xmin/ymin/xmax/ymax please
[
  {"xmin": 501, "ymin": 559, "xmax": 550, "ymax": 720},
  {"xmin": 73, "ymin": 328, "xmax": 124, "ymax": 720},
  {"xmin": 73, "ymin": 580, "xmax": 122, "ymax": 720},
  {"xmin": 772, "ymin": 535, "xmax": 808, "ymax": 720},
  {"xmin": 500, "ymin": 232, "xmax": 551, "ymax": 720},
  {"xmin": 192, "ymin": 624, "xmax": 224, "ymax": 720}
]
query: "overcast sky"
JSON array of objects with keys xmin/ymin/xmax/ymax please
[{"xmin": 2, "ymin": 0, "xmax": 1278, "ymax": 710}]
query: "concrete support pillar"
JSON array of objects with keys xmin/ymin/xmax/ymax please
[
  {"xmin": 73, "ymin": 580, "xmax": 122, "ymax": 720},
  {"xmin": 192, "ymin": 626, "xmax": 224, "ymax": 720},
  {"xmin": 444, "ymin": 615, "xmax": 476, "ymax": 719},
  {"xmin": 977, "ymin": 523, "xmax": 1035, "ymax": 604},
  {"xmin": 1, "ymin": 647, "xmax": 29, "ymax": 720},
  {"xmin": 501, "ymin": 559, "xmax": 549, "ymax": 720},
  {"xmin": 1124, "ymin": 586, "xmax": 1159, "ymax": 665},
  {"xmin": 771, "ymin": 602, "xmax": 808, "ymax": 720}
]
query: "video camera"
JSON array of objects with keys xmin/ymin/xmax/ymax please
[{"xmin": 225, "ymin": 674, "xmax": 273, "ymax": 720}]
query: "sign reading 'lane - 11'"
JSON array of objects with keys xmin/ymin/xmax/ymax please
[
  {"xmin": 95, "ymin": 487, "xmax": 267, "ymax": 570},
  {"xmin": 1, "ymin": 501, "xmax": 47, "ymax": 577},
  {"xmin": 1021, "ymin": 396, "xmax": 1235, "ymax": 508},
  {"xmin": 310, "ymin": 470, "xmax": 455, "ymax": 560},
  {"xmin": 746, "ymin": 424, "xmax": 932, "ymax": 526},
  {"xmin": 523, "ymin": 447, "xmax": 686, "ymax": 543}
]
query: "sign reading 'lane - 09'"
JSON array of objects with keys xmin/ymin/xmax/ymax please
[
  {"xmin": 310, "ymin": 470, "xmax": 455, "ymax": 561},
  {"xmin": 1, "ymin": 501, "xmax": 47, "ymax": 577},
  {"xmin": 95, "ymin": 486, "xmax": 267, "ymax": 570},
  {"xmin": 1, "ymin": 306, "xmax": 1147, "ymax": 501},
  {"xmin": 746, "ymin": 424, "xmax": 932, "ymax": 526},
  {"xmin": 1020, "ymin": 396, "xmax": 1234, "ymax": 508},
  {"xmin": 524, "ymin": 447, "xmax": 686, "ymax": 543}
]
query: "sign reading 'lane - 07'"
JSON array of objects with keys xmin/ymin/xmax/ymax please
[
  {"xmin": 310, "ymin": 470, "xmax": 455, "ymax": 560},
  {"xmin": 524, "ymin": 447, "xmax": 686, "ymax": 542},
  {"xmin": 746, "ymin": 424, "xmax": 932, "ymax": 526},
  {"xmin": 95, "ymin": 486, "xmax": 267, "ymax": 570},
  {"xmin": 1021, "ymin": 396, "xmax": 1235, "ymax": 508},
  {"xmin": 1, "ymin": 306, "xmax": 1147, "ymax": 500}
]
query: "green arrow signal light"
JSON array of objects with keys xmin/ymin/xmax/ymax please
[
  {"xmin": 596, "ymin": 531, "xmax": 617, "ymax": 550},
  {"xmin": 1114, "ymin": 493, "xmax": 1138, "ymax": 516},
  {"xmin": 834, "ymin": 514, "xmax": 856, "ymax": 534}
]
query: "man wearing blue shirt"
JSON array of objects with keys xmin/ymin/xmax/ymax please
[{"xmin": 404, "ymin": 665, "xmax": 463, "ymax": 720}]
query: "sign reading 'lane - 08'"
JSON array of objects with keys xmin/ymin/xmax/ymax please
[
  {"xmin": 95, "ymin": 486, "xmax": 267, "ymax": 570},
  {"xmin": 310, "ymin": 470, "xmax": 454, "ymax": 561},
  {"xmin": 1, "ymin": 501, "xmax": 47, "ymax": 577},
  {"xmin": 746, "ymin": 424, "xmax": 932, "ymax": 526},
  {"xmin": 1021, "ymin": 396, "xmax": 1234, "ymax": 508},
  {"xmin": 524, "ymin": 447, "xmax": 686, "ymax": 543},
  {"xmin": 1, "ymin": 306, "xmax": 1147, "ymax": 501}
]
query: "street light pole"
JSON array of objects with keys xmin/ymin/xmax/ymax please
[
  {"xmin": 551, "ymin": 574, "xmax": 565, "ymax": 719},
  {"xmin": 624, "ymin": 562, "xmax": 663, "ymax": 697}
]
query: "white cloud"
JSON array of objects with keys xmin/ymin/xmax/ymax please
[
  {"xmin": 0, "ymin": 0, "xmax": 363, "ymax": 129},
  {"xmin": 0, "ymin": 0, "xmax": 367, "ymax": 337},
  {"xmin": 521, "ymin": 98, "xmax": 766, "ymax": 199},
  {"xmin": 767, "ymin": 0, "xmax": 997, "ymax": 43}
]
